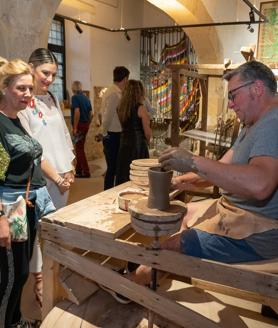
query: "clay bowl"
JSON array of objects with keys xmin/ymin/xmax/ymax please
[
  {"xmin": 131, "ymin": 158, "xmax": 160, "ymax": 167},
  {"xmin": 118, "ymin": 191, "xmax": 148, "ymax": 211}
]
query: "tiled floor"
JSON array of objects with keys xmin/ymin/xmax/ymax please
[{"xmin": 68, "ymin": 157, "xmax": 106, "ymax": 204}]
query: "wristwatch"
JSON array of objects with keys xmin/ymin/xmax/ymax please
[{"xmin": 0, "ymin": 209, "xmax": 5, "ymax": 218}]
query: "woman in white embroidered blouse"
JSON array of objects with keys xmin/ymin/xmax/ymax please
[
  {"xmin": 19, "ymin": 48, "xmax": 75, "ymax": 208},
  {"xmin": 18, "ymin": 48, "xmax": 75, "ymax": 307}
]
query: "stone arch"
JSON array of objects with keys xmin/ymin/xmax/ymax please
[
  {"xmin": 148, "ymin": 0, "xmax": 223, "ymax": 64},
  {"xmin": 0, "ymin": 0, "xmax": 62, "ymax": 60}
]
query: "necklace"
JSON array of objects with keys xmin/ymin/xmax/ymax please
[{"xmin": 29, "ymin": 97, "xmax": 47, "ymax": 126}]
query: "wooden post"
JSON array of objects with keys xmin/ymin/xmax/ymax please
[
  {"xmin": 168, "ymin": 64, "xmax": 209, "ymax": 150},
  {"xmin": 42, "ymin": 253, "xmax": 66, "ymax": 319},
  {"xmin": 171, "ymin": 68, "xmax": 180, "ymax": 146},
  {"xmin": 199, "ymin": 78, "xmax": 209, "ymax": 156}
]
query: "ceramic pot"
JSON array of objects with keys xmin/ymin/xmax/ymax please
[{"xmin": 147, "ymin": 167, "xmax": 173, "ymax": 211}]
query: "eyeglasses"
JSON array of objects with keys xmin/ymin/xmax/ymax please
[{"xmin": 228, "ymin": 81, "xmax": 254, "ymax": 102}]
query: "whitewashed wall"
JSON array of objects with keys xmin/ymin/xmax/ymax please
[{"xmin": 57, "ymin": 0, "xmax": 179, "ymax": 100}]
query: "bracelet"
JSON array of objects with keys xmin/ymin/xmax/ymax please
[{"xmin": 55, "ymin": 176, "xmax": 65, "ymax": 187}]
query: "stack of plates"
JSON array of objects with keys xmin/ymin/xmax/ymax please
[{"xmin": 129, "ymin": 158, "xmax": 160, "ymax": 189}]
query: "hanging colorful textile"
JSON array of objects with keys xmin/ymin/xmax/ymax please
[
  {"xmin": 179, "ymin": 78, "xmax": 201, "ymax": 132},
  {"xmin": 160, "ymin": 36, "xmax": 189, "ymax": 66}
]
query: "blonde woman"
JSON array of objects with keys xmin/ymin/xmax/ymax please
[{"xmin": 0, "ymin": 58, "xmax": 55, "ymax": 327}]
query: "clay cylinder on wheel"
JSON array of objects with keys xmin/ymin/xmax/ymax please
[{"xmin": 147, "ymin": 167, "xmax": 173, "ymax": 211}]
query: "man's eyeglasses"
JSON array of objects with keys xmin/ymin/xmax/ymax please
[{"xmin": 228, "ymin": 81, "xmax": 254, "ymax": 102}]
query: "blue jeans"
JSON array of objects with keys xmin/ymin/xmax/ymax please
[
  {"xmin": 180, "ymin": 228, "xmax": 264, "ymax": 263},
  {"xmin": 0, "ymin": 186, "xmax": 55, "ymax": 224},
  {"xmin": 103, "ymin": 132, "xmax": 121, "ymax": 190}
]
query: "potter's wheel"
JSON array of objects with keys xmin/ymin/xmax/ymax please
[{"xmin": 128, "ymin": 198, "xmax": 187, "ymax": 237}]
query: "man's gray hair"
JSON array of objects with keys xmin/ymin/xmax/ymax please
[{"xmin": 223, "ymin": 61, "xmax": 277, "ymax": 95}]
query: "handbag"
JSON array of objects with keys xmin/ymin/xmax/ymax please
[
  {"xmin": 2, "ymin": 177, "xmax": 32, "ymax": 242},
  {"xmin": 3, "ymin": 195, "xmax": 28, "ymax": 242}
]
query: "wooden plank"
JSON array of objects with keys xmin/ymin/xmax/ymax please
[
  {"xmin": 42, "ymin": 255, "xmax": 65, "ymax": 319},
  {"xmin": 41, "ymin": 301, "xmax": 75, "ymax": 328},
  {"xmin": 167, "ymin": 63, "xmax": 239, "ymax": 76},
  {"xmin": 43, "ymin": 240, "xmax": 220, "ymax": 328},
  {"xmin": 41, "ymin": 222, "xmax": 278, "ymax": 300},
  {"xmin": 181, "ymin": 129, "xmax": 231, "ymax": 147},
  {"xmin": 159, "ymin": 279, "xmax": 274, "ymax": 328},
  {"xmin": 41, "ymin": 293, "xmax": 182, "ymax": 328},
  {"xmin": 186, "ymin": 277, "xmax": 278, "ymax": 307},
  {"xmin": 268, "ymin": 300, "xmax": 278, "ymax": 315},
  {"xmin": 59, "ymin": 268, "xmax": 99, "ymax": 305},
  {"xmin": 43, "ymin": 182, "xmax": 132, "ymax": 238},
  {"xmin": 233, "ymin": 259, "xmax": 278, "ymax": 274},
  {"xmin": 41, "ymin": 286, "xmax": 278, "ymax": 328}
]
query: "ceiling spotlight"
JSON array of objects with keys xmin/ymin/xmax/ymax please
[
  {"xmin": 124, "ymin": 30, "xmax": 131, "ymax": 41},
  {"xmin": 247, "ymin": 24, "xmax": 254, "ymax": 33},
  {"xmin": 75, "ymin": 22, "xmax": 83, "ymax": 34},
  {"xmin": 249, "ymin": 9, "xmax": 255, "ymax": 24}
]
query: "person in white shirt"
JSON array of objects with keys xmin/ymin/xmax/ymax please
[
  {"xmin": 100, "ymin": 66, "xmax": 129, "ymax": 190},
  {"xmin": 18, "ymin": 48, "xmax": 75, "ymax": 308}
]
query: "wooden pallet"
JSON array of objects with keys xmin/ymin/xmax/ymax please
[{"xmin": 41, "ymin": 182, "xmax": 278, "ymax": 327}]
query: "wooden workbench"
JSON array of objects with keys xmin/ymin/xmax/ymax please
[{"xmin": 41, "ymin": 182, "xmax": 278, "ymax": 328}]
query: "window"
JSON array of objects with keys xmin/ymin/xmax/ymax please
[{"xmin": 48, "ymin": 15, "xmax": 66, "ymax": 102}]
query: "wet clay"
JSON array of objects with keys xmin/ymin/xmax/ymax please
[{"xmin": 147, "ymin": 167, "xmax": 173, "ymax": 211}]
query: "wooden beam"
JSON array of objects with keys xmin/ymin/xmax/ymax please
[
  {"xmin": 199, "ymin": 78, "xmax": 209, "ymax": 155},
  {"xmin": 170, "ymin": 68, "xmax": 180, "ymax": 147},
  {"xmin": 42, "ymin": 255, "xmax": 65, "ymax": 319},
  {"xmin": 43, "ymin": 240, "xmax": 220, "ymax": 328},
  {"xmin": 169, "ymin": 275, "xmax": 278, "ymax": 307},
  {"xmin": 167, "ymin": 63, "xmax": 239, "ymax": 77},
  {"xmin": 41, "ymin": 222, "xmax": 278, "ymax": 300},
  {"xmin": 167, "ymin": 65, "xmax": 208, "ymax": 79}
]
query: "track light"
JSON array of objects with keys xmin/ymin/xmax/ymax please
[
  {"xmin": 124, "ymin": 30, "xmax": 131, "ymax": 41},
  {"xmin": 247, "ymin": 24, "xmax": 254, "ymax": 33},
  {"xmin": 75, "ymin": 22, "xmax": 83, "ymax": 34},
  {"xmin": 249, "ymin": 9, "xmax": 255, "ymax": 23}
]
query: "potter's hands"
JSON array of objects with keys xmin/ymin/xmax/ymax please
[
  {"xmin": 0, "ymin": 216, "xmax": 11, "ymax": 249},
  {"xmin": 159, "ymin": 147, "xmax": 197, "ymax": 173},
  {"xmin": 171, "ymin": 173, "xmax": 201, "ymax": 191}
]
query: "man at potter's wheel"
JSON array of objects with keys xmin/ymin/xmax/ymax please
[{"xmin": 102, "ymin": 61, "xmax": 278, "ymax": 307}]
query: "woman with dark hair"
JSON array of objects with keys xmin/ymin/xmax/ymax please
[
  {"xmin": 19, "ymin": 48, "xmax": 75, "ymax": 208},
  {"xmin": 115, "ymin": 79, "xmax": 151, "ymax": 185},
  {"xmin": 0, "ymin": 57, "xmax": 55, "ymax": 328},
  {"xmin": 18, "ymin": 48, "xmax": 75, "ymax": 307}
]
